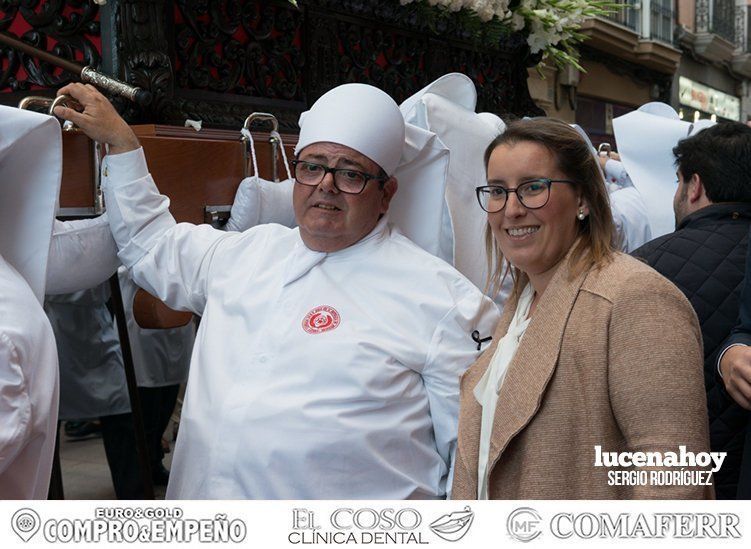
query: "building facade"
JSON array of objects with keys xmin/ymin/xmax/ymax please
[{"xmin": 528, "ymin": 1, "xmax": 751, "ymax": 146}]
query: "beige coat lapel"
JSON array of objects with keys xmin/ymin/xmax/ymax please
[
  {"xmin": 457, "ymin": 286, "xmax": 517, "ymax": 477},
  {"xmin": 459, "ymin": 250, "xmax": 592, "ymax": 488},
  {"xmin": 487, "ymin": 256, "xmax": 589, "ymax": 471}
]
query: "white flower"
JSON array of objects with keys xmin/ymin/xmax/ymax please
[
  {"xmin": 511, "ymin": 12, "xmax": 525, "ymax": 31},
  {"xmin": 402, "ymin": 0, "xmax": 611, "ymax": 67},
  {"xmin": 527, "ymin": 31, "xmax": 548, "ymax": 54},
  {"xmin": 448, "ymin": 0, "xmax": 465, "ymax": 12}
]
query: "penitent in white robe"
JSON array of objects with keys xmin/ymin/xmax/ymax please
[
  {"xmin": 101, "ymin": 148, "xmax": 500, "ymax": 499},
  {"xmin": 0, "ymin": 255, "xmax": 59, "ymax": 499}
]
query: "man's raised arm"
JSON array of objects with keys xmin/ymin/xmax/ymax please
[{"xmin": 54, "ymin": 84, "xmax": 225, "ymax": 314}]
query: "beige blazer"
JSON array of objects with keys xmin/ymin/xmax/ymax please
[{"xmin": 452, "ymin": 251, "xmax": 713, "ymax": 499}]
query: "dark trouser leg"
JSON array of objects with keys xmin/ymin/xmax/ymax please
[
  {"xmin": 100, "ymin": 413, "xmax": 142, "ymax": 499},
  {"xmin": 100, "ymin": 386, "xmax": 180, "ymax": 498},
  {"xmin": 47, "ymin": 422, "xmax": 64, "ymax": 499},
  {"xmin": 138, "ymin": 385, "xmax": 180, "ymax": 476}
]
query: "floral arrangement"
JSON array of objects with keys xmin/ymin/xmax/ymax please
[{"xmin": 397, "ymin": 0, "xmax": 618, "ymax": 70}]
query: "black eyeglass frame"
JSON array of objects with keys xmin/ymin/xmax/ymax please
[
  {"xmin": 475, "ymin": 178, "xmax": 577, "ymax": 213},
  {"xmin": 291, "ymin": 159, "xmax": 388, "ymax": 195}
]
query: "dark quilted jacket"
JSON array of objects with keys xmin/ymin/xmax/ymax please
[{"xmin": 632, "ymin": 203, "xmax": 751, "ymax": 499}]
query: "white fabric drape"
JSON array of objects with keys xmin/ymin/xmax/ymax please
[{"xmin": 474, "ymin": 283, "xmax": 534, "ymax": 499}]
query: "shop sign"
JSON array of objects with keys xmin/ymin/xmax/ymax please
[{"xmin": 679, "ymin": 77, "xmax": 740, "ymax": 121}]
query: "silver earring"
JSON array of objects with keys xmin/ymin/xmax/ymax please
[{"xmin": 577, "ymin": 208, "xmax": 586, "ymax": 220}]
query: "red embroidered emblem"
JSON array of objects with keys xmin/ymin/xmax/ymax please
[{"xmin": 302, "ymin": 305, "xmax": 341, "ymax": 334}]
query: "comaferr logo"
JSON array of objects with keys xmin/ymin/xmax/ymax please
[{"xmin": 302, "ymin": 305, "xmax": 341, "ymax": 334}]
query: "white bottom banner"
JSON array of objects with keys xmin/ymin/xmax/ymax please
[{"xmin": 0, "ymin": 500, "xmax": 747, "ymax": 548}]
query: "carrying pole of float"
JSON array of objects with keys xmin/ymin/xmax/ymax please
[
  {"xmin": 109, "ymin": 274, "xmax": 156, "ymax": 499},
  {"xmin": 0, "ymin": 32, "xmax": 152, "ymax": 106}
]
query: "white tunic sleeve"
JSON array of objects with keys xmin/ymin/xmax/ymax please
[
  {"xmin": 423, "ymin": 287, "xmax": 499, "ymax": 473},
  {"xmin": 101, "ymin": 148, "xmax": 230, "ymax": 315},
  {"xmin": 45, "ymin": 214, "xmax": 120, "ymax": 295},
  {"xmin": 603, "ymin": 159, "xmax": 653, "ymax": 253},
  {"xmin": 603, "ymin": 158, "xmax": 632, "ymax": 188},
  {"xmin": 610, "ymin": 186, "xmax": 653, "ymax": 253},
  {"xmin": 0, "ymin": 332, "xmax": 31, "ymax": 476}
]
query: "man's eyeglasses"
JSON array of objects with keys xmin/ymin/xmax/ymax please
[
  {"xmin": 475, "ymin": 178, "xmax": 576, "ymax": 213},
  {"xmin": 291, "ymin": 160, "xmax": 387, "ymax": 195}
]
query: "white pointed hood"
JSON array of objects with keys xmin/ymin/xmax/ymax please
[{"xmin": 0, "ymin": 105, "xmax": 62, "ymax": 303}]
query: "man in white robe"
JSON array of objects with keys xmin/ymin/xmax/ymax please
[{"xmin": 55, "ymin": 82, "xmax": 500, "ymax": 499}]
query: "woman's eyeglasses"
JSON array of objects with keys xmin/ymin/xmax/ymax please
[{"xmin": 475, "ymin": 178, "xmax": 576, "ymax": 213}]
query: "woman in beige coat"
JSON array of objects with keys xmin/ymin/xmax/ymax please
[{"xmin": 451, "ymin": 118, "xmax": 712, "ymax": 499}]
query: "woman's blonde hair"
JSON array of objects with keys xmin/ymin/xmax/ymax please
[{"xmin": 483, "ymin": 118, "xmax": 617, "ymax": 299}]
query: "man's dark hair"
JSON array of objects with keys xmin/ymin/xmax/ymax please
[{"xmin": 673, "ymin": 121, "xmax": 751, "ymax": 203}]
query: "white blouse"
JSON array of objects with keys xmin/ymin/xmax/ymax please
[{"xmin": 474, "ymin": 283, "xmax": 534, "ymax": 499}]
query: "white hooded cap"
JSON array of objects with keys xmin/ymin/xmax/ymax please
[
  {"xmin": 295, "ymin": 83, "xmax": 406, "ymax": 175},
  {"xmin": 613, "ymin": 105, "xmax": 692, "ymax": 238},
  {"xmin": 0, "ymin": 105, "xmax": 62, "ymax": 304},
  {"xmin": 637, "ymin": 102, "xmax": 680, "ymax": 120},
  {"xmin": 400, "ymin": 72, "xmax": 477, "ymax": 116}
]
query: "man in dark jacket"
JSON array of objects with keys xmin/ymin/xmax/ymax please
[
  {"xmin": 717, "ymin": 230, "xmax": 751, "ymax": 498},
  {"xmin": 632, "ymin": 121, "xmax": 751, "ymax": 499}
]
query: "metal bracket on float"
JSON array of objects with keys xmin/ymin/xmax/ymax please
[
  {"xmin": 203, "ymin": 205, "xmax": 232, "ymax": 228},
  {"xmin": 241, "ymin": 112, "xmax": 280, "ymax": 181}
]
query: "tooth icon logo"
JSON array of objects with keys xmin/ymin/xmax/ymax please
[
  {"xmin": 12, "ymin": 508, "xmax": 41, "ymax": 542},
  {"xmin": 429, "ymin": 506, "xmax": 474, "ymax": 542}
]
